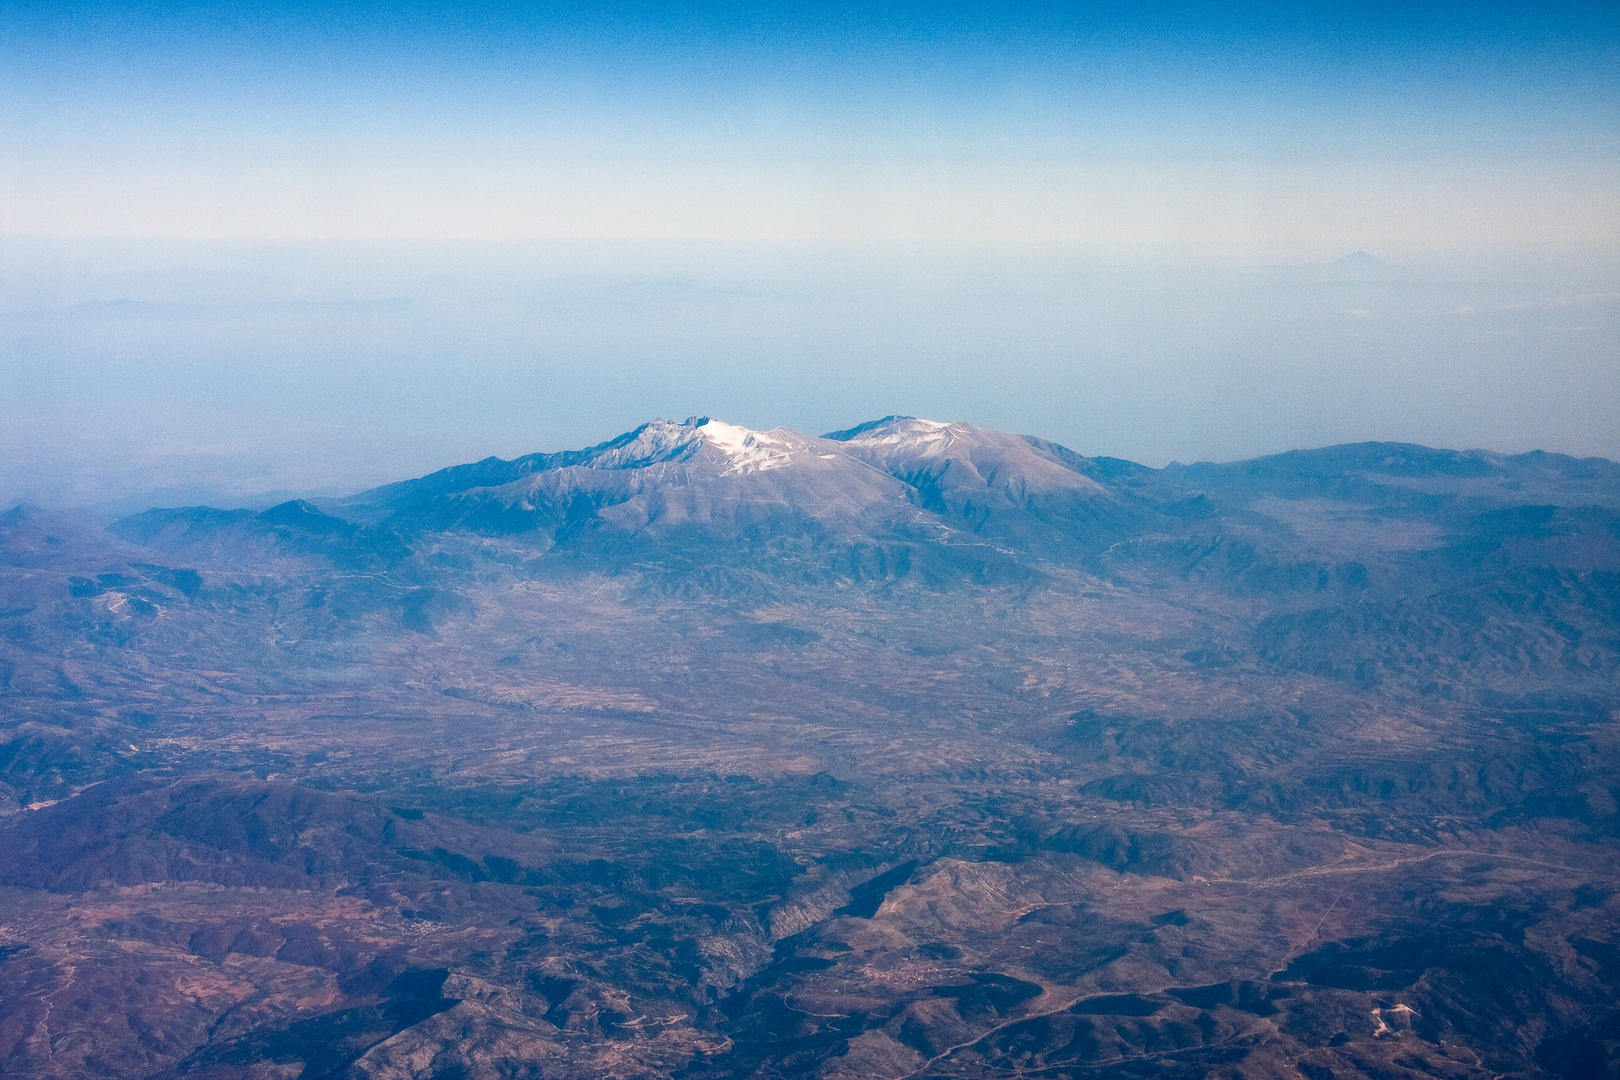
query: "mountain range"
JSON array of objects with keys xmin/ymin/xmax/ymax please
[{"xmin": 1, "ymin": 415, "xmax": 1618, "ymax": 1080}]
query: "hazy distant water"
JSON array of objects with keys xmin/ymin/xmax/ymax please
[{"xmin": 1, "ymin": 239, "xmax": 1616, "ymax": 511}]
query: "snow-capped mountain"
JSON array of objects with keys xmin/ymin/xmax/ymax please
[
  {"xmin": 325, "ymin": 415, "xmax": 1131, "ymax": 555},
  {"xmin": 335, "ymin": 417, "xmax": 924, "ymax": 542},
  {"xmin": 827, "ymin": 415, "xmax": 1111, "ymax": 516}
]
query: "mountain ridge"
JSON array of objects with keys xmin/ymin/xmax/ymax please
[{"xmin": 76, "ymin": 414, "xmax": 1618, "ymax": 532}]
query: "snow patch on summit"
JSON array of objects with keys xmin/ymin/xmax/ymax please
[
  {"xmin": 581, "ymin": 417, "xmax": 798, "ymax": 474},
  {"xmin": 698, "ymin": 419, "xmax": 797, "ymax": 475},
  {"xmin": 587, "ymin": 420, "xmax": 707, "ymax": 470},
  {"xmin": 841, "ymin": 417, "xmax": 956, "ymax": 456}
]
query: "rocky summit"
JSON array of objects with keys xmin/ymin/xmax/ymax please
[{"xmin": 2, "ymin": 416, "xmax": 1619, "ymax": 1080}]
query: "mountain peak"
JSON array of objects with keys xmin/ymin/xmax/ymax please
[
  {"xmin": 823, "ymin": 415, "xmax": 956, "ymax": 450},
  {"xmin": 1332, "ymin": 249, "xmax": 1387, "ymax": 269},
  {"xmin": 836, "ymin": 416, "xmax": 957, "ymax": 456},
  {"xmin": 585, "ymin": 417, "xmax": 801, "ymax": 475},
  {"xmin": 691, "ymin": 418, "xmax": 799, "ymax": 474},
  {"xmin": 577, "ymin": 420, "xmax": 701, "ymax": 470}
]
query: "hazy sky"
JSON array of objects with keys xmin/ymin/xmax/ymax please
[{"xmin": 1, "ymin": 3, "xmax": 1617, "ymax": 507}]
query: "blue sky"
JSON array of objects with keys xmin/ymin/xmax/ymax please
[{"xmin": 4, "ymin": 2, "xmax": 1617, "ymax": 243}]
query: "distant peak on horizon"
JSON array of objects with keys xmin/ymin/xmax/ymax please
[
  {"xmin": 1332, "ymin": 249, "xmax": 1388, "ymax": 268},
  {"xmin": 1254, "ymin": 248, "xmax": 1398, "ymax": 282}
]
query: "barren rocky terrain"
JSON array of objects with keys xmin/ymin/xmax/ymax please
[{"xmin": 1, "ymin": 417, "xmax": 1617, "ymax": 1079}]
